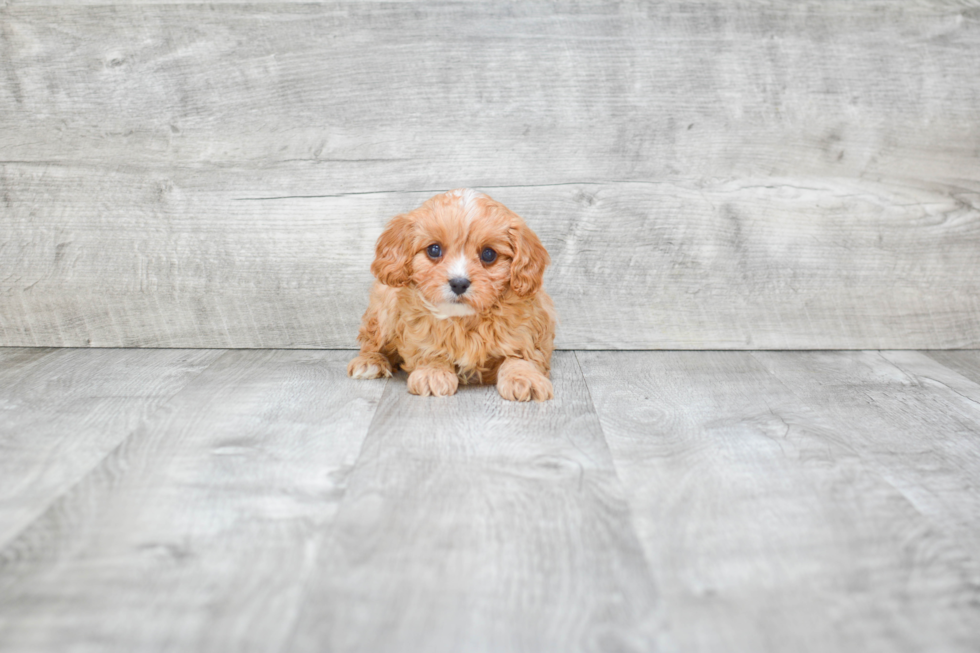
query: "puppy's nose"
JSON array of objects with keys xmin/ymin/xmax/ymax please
[{"xmin": 449, "ymin": 277, "xmax": 471, "ymax": 296}]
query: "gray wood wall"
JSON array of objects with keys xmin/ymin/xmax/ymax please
[{"xmin": 2, "ymin": 1, "xmax": 979, "ymax": 349}]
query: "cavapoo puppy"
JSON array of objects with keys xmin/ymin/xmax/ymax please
[{"xmin": 347, "ymin": 189, "xmax": 555, "ymax": 401}]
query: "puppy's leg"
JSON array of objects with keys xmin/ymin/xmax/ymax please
[
  {"xmin": 497, "ymin": 358, "xmax": 554, "ymax": 402},
  {"xmin": 348, "ymin": 300, "xmax": 395, "ymax": 380},
  {"xmin": 407, "ymin": 361, "xmax": 459, "ymax": 397},
  {"xmin": 348, "ymin": 350, "xmax": 393, "ymax": 379}
]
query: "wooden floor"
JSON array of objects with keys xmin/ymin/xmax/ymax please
[{"xmin": 1, "ymin": 348, "xmax": 979, "ymax": 652}]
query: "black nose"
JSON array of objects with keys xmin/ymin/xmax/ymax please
[{"xmin": 449, "ymin": 277, "xmax": 471, "ymax": 296}]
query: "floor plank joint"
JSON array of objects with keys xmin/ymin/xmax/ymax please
[{"xmin": 1, "ymin": 348, "xmax": 979, "ymax": 652}]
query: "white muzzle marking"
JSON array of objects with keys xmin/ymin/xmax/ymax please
[{"xmin": 430, "ymin": 302, "xmax": 477, "ymax": 319}]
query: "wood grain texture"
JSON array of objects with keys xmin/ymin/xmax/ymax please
[
  {"xmin": 287, "ymin": 352, "xmax": 662, "ymax": 653},
  {"xmin": 0, "ymin": 347, "xmax": 222, "ymax": 547},
  {"xmin": 2, "ymin": 348, "xmax": 980, "ymax": 650},
  {"xmin": 2, "ymin": 3, "xmax": 980, "ymax": 348},
  {"xmin": 923, "ymin": 350, "xmax": 980, "ymax": 387},
  {"xmin": 0, "ymin": 350, "xmax": 385, "ymax": 653},
  {"xmin": 882, "ymin": 349, "xmax": 980, "ymax": 406},
  {"xmin": 577, "ymin": 350, "xmax": 980, "ymax": 653},
  {"xmin": 2, "ymin": 171, "xmax": 978, "ymax": 349},
  {"xmin": 754, "ymin": 350, "xmax": 980, "ymax": 559}
]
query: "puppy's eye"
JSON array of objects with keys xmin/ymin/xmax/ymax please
[
  {"xmin": 480, "ymin": 247, "xmax": 497, "ymax": 264},
  {"xmin": 426, "ymin": 244, "xmax": 443, "ymax": 259}
]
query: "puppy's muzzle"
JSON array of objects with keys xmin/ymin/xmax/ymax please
[{"xmin": 449, "ymin": 277, "xmax": 471, "ymax": 296}]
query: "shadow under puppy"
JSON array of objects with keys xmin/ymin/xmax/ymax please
[{"xmin": 348, "ymin": 189, "xmax": 556, "ymax": 401}]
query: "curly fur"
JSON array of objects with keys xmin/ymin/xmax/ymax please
[{"xmin": 348, "ymin": 189, "xmax": 556, "ymax": 401}]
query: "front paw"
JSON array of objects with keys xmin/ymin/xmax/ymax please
[
  {"xmin": 497, "ymin": 363, "xmax": 554, "ymax": 402},
  {"xmin": 407, "ymin": 366, "xmax": 459, "ymax": 397},
  {"xmin": 348, "ymin": 353, "xmax": 392, "ymax": 379}
]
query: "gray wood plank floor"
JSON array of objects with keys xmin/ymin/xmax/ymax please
[{"xmin": 1, "ymin": 349, "xmax": 979, "ymax": 652}]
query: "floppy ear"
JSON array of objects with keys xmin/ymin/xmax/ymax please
[
  {"xmin": 371, "ymin": 212, "xmax": 416, "ymax": 287},
  {"xmin": 509, "ymin": 215, "xmax": 550, "ymax": 297}
]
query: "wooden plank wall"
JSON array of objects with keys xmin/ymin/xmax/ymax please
[{"xmin": 2, "ymin": 2, "xmax": 979, "ymax": 349}]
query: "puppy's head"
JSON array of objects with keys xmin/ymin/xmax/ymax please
[{"xmin": 371, "ymin": 189, "xmax": 549, "ymax": 314}]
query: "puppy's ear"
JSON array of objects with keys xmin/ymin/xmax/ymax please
[
  {"xmin": 509, "ymin": 215, "xmax": 550, "ymax": 297},
  {"xmin": 371, "ymin": 212, "xmax": 416, "ymax": 287}
]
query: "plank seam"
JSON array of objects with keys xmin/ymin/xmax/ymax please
[
  {"xmin": 745, "ymin": 350, "xmax": 948, "ymax": 522},
  {"xmin": 231, "ymin": 180, "xmax": 671, "ymax": 202},
  {"xmin": 572, "ymin": 350, "xmax": 665, "ymax": 610},
  {"xmin": 0, "ymin": 349, "xmax": 228, "ymax": 552}
]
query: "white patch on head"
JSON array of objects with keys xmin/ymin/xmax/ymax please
[
  {"xmin": 447, "ymin": 255, "xmax": 469, "ymax": 281},
  {"xmin": 457, "ymin": 188, "xmax": 485, "ymax": 224}
]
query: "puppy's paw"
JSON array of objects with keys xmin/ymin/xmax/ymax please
[
  {"xmin": 348, "ymin": 353, "xmax": 392, "ymax": 380},
  {"xmin": 407, "ymin": 366, "xmax": 459, "ymax": 397},
  {"xmin": 497, "ymin": 361, "xmax": 554, "ymax": 402}
]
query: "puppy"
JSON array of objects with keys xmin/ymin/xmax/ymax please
[{"xmin": 347, "ymin": 189, "xmax": 555, "ymax": 401}]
